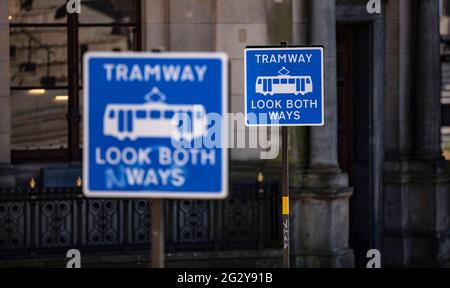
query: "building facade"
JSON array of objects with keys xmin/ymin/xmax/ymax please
[{"xmin": 0, "ymin": 0, "xmax": 449, "ymax": 268}]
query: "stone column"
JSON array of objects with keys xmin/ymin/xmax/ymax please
[
  {"xmin": 291, "ymin": 0, "xmax": 309, "ymax": 170},
  {"xmin": 141, "ymin": 0, "xmax": 169, "ymax": 50},
  {"xmin": 292, "ymin": 0, "xmax": 308, "ymax": 45},
  {"xmin": 415, "ymin": 0, "xmax": 442, "ymax": 157},
  {"xmin": 309, "ymin": 0, "xmax": 339, "ymax": 169},
  {"xmin": 0, "ymin": 1, "xmax": 14, "ymax": 187},
  {"xmin": 406, "ymin": 0, "xmax": 450, "ymax": 267},
  {"xmin": 290, "ymin": 0, "xmax": 354, "ymax": 268}
]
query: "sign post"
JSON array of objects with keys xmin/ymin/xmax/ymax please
[
  {"xmin": 151, "ymin": 199, "xmax": 164, "ymax": 268},
  {"xmin": 149, "ymin": 48, "xmax": 164, "ymax": 269},
  {"xmin": 245, "ymin": 43, "xmax": 324, "ymax": 268},
  {"xmin": 281, "ymin": 123, "xmax": 289, "ymax": 268},
  {"xmin": 280, "ymin": 42, "xmax": 290, "ymax": 269},
  {"xmin": 83, "ymin": 52, "xmax": 229, "ymax": 267}
]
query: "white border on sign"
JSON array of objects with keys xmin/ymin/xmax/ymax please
[
  {"xmin": 83, "ymin": 51, "xmax": 229, "ymax": 199},
  {"xmin": 244, "ymin": 46, "xmax": 325, "ymax": 127}
]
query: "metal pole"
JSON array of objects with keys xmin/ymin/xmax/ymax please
[
  {"xmin": 282, "ymin": 126, "xmax": 290, "ymax": 268},
  {"xmin": 149, "ymin": 47, "xmax": 165, "ymax": 268},
  {"xmin": 280, "ymin": 41, "xmax": 290, "ymax": 268},
  {"xmin": 151, "ymin": 199, "xmax": 164, "ymax": 268}
]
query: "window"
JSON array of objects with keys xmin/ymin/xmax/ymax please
[
  {"xmin": 136, "ymin": 110, "xmax": 146, "ymax": 119},
  {"xmin": 150, "ymin": 111, "xmax": 161, "ymax": 119},
  {"xmin": 306, "ymin": 78, "xmax": 311, "ymax": 84},
  {"xmin": 9, "ymin": 0, "xmax": 142, "ymax": 162},
  {"xmin": 108, "ymin": 110, "xmax": 115, "ymax": 119},
  {"xmin": 273, "ymin": 79, "xmax": 280, "ymax": 84},
  {"xmin": 257, "ymin": 78, "xmax": 262, "ymax": 84},
  {"xmin": 165, "ymin": 111, "xmax": 175, "ymax": 119},
  {"xmin": 289, "ymin": 79, "xmax": 295, "ymax": 84},
  {"xmin": 281, "ymin": 79, "xmax": 287, "ymax": 84}
]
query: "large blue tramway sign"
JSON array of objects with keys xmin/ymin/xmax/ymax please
[
  {"xmin": 245, "ymin": 46, "xmax": 324, "ymax": 126},
  {"xmin": 83, "ymin": 52, "xmax": 228, "ymax": 199}
]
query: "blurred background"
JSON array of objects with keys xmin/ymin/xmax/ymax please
[{"xmin": 0, "ymin": 0, "xmax": 449, "ymax": 268}]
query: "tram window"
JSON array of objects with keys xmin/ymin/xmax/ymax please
[
  {"xmin": 257, "ymin": 78, "xmax": 262, "ymax": 84},
  {"xmin": 109, "ymin": 110, "xmax": 115, "ymax": 119},
  {"xmin": 306, "ymin": 78, "xmax": 311, "ymax": 84},
  {"xmin": 281, "ymin": 79, "xmax": 287, "ymax": 84},
  {"xmin": 136, "ymin": 110, "xmax": 146, "ymax": 119},
  {"xmin": 289, "ymin": 79, "xmax": 295, "ymax": 84},
  {"xmin": 150, "ymin": 111, "xmax": 161, "ymax": 119},
  {"xmin": 165, "ymin": 111, "xmax": 175, "ymax": 119},
  {"xmin": 273, "ymin": 79, "xmax": 280, "ymax": 84}
]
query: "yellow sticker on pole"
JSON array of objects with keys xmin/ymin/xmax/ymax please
[{"xmin": 282, "ymin": 196, "xmax": 289, "ymax": 215}]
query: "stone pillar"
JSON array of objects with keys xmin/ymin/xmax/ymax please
[
  {"xmin": 0, "ymin": 0, "xmax": 14, "ymax": 187},
  {"xmin": 383, "ymin": 0, "xmax": 417, "ymax": 267},
  {"xmin": 384, "ymin": 0, "xmax": 450, "ymax": 267},
  {"xmin": 292, "ymin": 0, "xmax": 308, "ymax": 45},
  {"xmin": 291, "ymin": 0, "xmax": 309, "ymax": 170},
  {"xmin": 141, "ymin": 0, "xmax": 169, "ymax": 50},
  {"xmin": 142, "ymin": 0, "xmax": 216, "ymax": 51},
  {"xmin": 407, "ymin": 0, "xmax": 450, "ymax": 267},
  {"xmin": 309, "ymin": 0, "xmax": 338, "ymax": 168},
  {"xmin": 415, "ymin": 0, "xmax": 442, "ymax": 157},
  {"xmin": 290, "ymin": 0, "xmax": 354, "ymax": 268}
]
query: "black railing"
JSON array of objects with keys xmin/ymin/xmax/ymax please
[
  {"xmin": 0, "ymin": 187, "xmax": 151, "ymax": 258},
  {"xmin": 0, "ymin": 181, "xmax": 281, "ymax": 260}
]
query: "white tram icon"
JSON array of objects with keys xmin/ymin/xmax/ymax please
[
  {"xmin": 103, "ymin": 87, "xmax": 207, "ymax": 141},
  {"xmin": 255, "ymin": 67, "xmax": 313, "ymax": 96}
]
